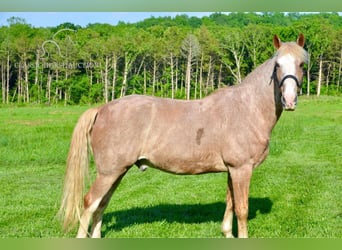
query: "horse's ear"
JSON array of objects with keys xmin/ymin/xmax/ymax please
[
  {"xmin": 297, "ymin": 33, "xmax": 305, "ymax": 47},
  {"xmin": 273, "ymin": 35, "xmax": 282, "ymax": 49}
]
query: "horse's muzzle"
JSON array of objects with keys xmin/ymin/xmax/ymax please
[
  {"xmin": 281, "ymin": 95, "xmax": 297, "ymax": 111},
  {"xmin": 279, "ymin": 74, "xmax": 300, "ymax": 111}
]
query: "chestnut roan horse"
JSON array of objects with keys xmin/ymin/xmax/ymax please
[{"xmin": 59, "ymin": 34, "xmax": 307, "ymax": 238}]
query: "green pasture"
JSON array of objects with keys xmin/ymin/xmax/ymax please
[{"xmin": 0, "ymin": 96, "xmax": 341, "ymax": 238}]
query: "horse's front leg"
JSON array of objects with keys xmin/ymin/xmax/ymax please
[
  {"xmin": 228, "ymin": 164, "xmax": 253, "ymax": 238},
  {"xmin": 222, "ymin": 173, "xmax": 234, "ymax": 238}
]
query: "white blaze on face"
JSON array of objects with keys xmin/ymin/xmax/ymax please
[{"xmin": 277, "ymin": 54, "xmax": 298, "ymax": 110}]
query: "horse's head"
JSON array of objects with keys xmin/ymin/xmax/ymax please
[{"xmin": 273, "ymin": 34, "xmax": 307, "ymax": 111}]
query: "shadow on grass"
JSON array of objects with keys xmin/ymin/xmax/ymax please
[{"xmin": 102, "ymin": 197, "xmax": 272, "ymax": 237}]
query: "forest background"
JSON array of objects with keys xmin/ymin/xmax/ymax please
[{"xmin": 1, "ymin": 12, "xmax": 341, "ymax": 105}]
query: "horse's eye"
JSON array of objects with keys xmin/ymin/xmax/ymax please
[
  {"xmin": 275, "ymin": 62, "xmax": 280, "ymax": 68},
  {"xmin": 299, "ymin": 62, "xmax": 304, "ymax": 68}
]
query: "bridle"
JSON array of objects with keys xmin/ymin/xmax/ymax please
[
  {"xmin": 272, "ymin": 65, "xmax": 301, "ymax": 89},
  {"xmin": 279, "ymin": 74, "xmax": 301, "ymax": 88},
  {"xmin": 271, "ymin": 64, "xmax": 301, "ymax": 108}
]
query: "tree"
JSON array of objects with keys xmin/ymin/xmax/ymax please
[
  {"xmin": 146, "ymin": 26, "xmax": 164, "ymax": 96},
  {"xmin": 7, "ymin": 20, "xmax": 34, "ymax": 103},
  {"xmin": 181, "ymin": 33, "xmax": 200, "ymax": 100},
  {"xmin": 30, "ymin": 27, "xmax": 51, "ymax": 104},
  {"xmin": 196, "ymin": 26, "xmax": 220, "ymax": 97},
  {"xmin": 0, "ymin": 26, "xmax": 12, "ymax": 104},
  {"xmin": 219, "ymin": 28, "xmax": 246, "ymax": 85},
  {"xmin": 120, "ymin": 27, "xmax": 142, "ymax": 97},
  {"xmin": 107, "ymin": 34, "xmax": 123, "ymax": 101},
  {"xmin": 243, "ymin": 24, "xmax": 273, "ymax": 70},
  {"xmin": 0, "ymin": 13, "xmax": 341, "ymax": 105},
  {"xmin": 164, "ymin": 26, "xmax": 185, "ymax": 98}
]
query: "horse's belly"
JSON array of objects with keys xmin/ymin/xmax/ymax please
[{"xmin": 136, "ymin": 155, "xmax": 228, "ymax": 175}]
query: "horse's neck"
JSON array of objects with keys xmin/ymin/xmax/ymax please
[
  {"xmin": 206, "ymin": 57, "xmax": 282, "ymax": 133},
  {"xmin": 239, "ymin": 58, "xmax": 283, "ymax": 130}
]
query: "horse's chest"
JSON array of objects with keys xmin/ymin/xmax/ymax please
[{"xmin": 222, "ymin": 133, "xmax": 270, "ymax": 168}]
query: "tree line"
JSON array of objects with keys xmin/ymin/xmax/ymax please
[{"xmin": 0, "ymin": 12, "xmax": 341, "ymax": 105}]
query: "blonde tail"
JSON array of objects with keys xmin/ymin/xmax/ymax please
[{"xmin": 59, "ymin": 107, "xmax": 98, "ymax": 231}]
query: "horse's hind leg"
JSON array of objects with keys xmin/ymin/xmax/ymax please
[
  {"xmin": 89, "ymin": 175, "xmax": 125, "ymax": 238},
  {"xmin": 89, "ymin": 193, "xmax": 111, "ymax": 238},
  {"xmin": 77, "ymin": 172, "xmax": 126, "ymax": 238}
]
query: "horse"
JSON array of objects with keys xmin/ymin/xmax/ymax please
[{"xmin": 59, "ymin": 34, "xmax": 307, "ymax": 238}]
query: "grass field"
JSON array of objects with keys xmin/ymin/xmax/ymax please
[{"xmin": 0, "ymin": 96, "xmax": 341, "ymax": 238}]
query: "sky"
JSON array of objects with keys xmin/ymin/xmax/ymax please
[{"xmin": 0, "ymin": 12, "xmax": 214, "ymax": 27}]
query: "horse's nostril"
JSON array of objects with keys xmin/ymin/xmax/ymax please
[
  {"xmin": 281, "ymin": 96, "xmax": 286, "ymax": 106},
  {"xmin": 281, "ymin": 95, "xmax": 297, "ymax": 111}
]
